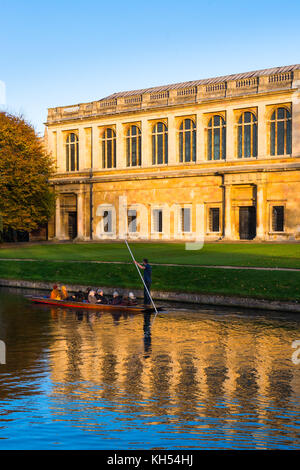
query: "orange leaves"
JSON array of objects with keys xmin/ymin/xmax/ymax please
[{"xmin": 0, "ymin": 111, "xmax": 55, "ymax": 232}]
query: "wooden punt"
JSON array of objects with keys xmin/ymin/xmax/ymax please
[{"xmin": 27, "ymin": 296, "xmax": 163, "ymax": 313}]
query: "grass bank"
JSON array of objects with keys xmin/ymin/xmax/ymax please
[
  {"xmin": 0, "ymin": 259, "xmax": 300, "ymax": 302},
  {"xmin": 1, "ymin": 242, "xmax": 300, "ymax": 268}
]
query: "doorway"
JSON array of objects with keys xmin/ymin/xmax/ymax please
[
  {"xmin": 68, "ymin": 212, "xmax": 78, "ymax": 239},
  {"xmin": 239, "ymin": 206, "xmax": 256, "ymax": 240}
]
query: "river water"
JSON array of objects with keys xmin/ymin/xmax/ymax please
[{"xmin": 0, "ymin": 287, "xmax": 300, "ymax": 450}]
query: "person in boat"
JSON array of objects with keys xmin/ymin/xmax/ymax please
[
  {"xmin": 128, "ymin": 292, "xmax": 137, "ymax": 305},
  {"xmin": 61, "ymin": 285, "xmax": 69, "ymax": 300},
  {"xmin": 84, "ymin": 287, "xmax": 91, "ymax": 301},
  {"xmin": 50, "ymin": 284, "xmax": 61, "ymax": 300},
  {"xmin": 134, "ymin": 258, "xmax": 152, "ymax": 305},
  {"xmin": 88, "ymin": 290, "xmax": 97, "ymax": 304},
  {"xmin": 95, "ymin": 289, "xmax": 108, "ymax": 304},
  {"xmin": 121, "ymin": 292, "xmax": 137, "ymax": 306},
  {"xmin": 110, "ymin": 291, "xmax": 122, "ymax": 305},
  {"xmin": 75, "ymin": 290, "xmax": 85, "ymax": 302}
]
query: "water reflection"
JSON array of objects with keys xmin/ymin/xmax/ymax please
[{"xmin": 0, "ymin": 288, "xmax": 300, "ymax": 449}]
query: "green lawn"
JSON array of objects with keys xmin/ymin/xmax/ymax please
[
  {"xmin": 0, "ymin": 259, "xmax": 299, "ymax": 302},
  {"xmin": 0, "ymin": 242, "xmax": 300, "ymax": 268}
]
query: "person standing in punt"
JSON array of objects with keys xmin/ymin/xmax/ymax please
[{"xmin": 134, "ymin": 258, "xmax": 152, "ymax": 305}]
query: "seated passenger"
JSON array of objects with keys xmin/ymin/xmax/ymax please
[
  {"xmin": 88, "ymin": 290, "xmax": 97, "ymax": 304},
  {"xmin": 95, "ymin": 289, "xmax": 108, "ymax": 304},
  {"xmin": 61, "ymin": 285, "xmax": 68, "ymax": 300},
  {"xmin": 50, "ymin": 285, "xmax": 61, "ymax": 300},
  {"xmin": 75, "ymin": 290, "xmax": 85, "ymax": 301},
  {"xmin": 110, "ymin": 291, "xmax": 122, "ymax": 305},
  {"xmin": 120, "ymin": 292, "xmax": 137, "ymax": 306},
  {"xmin": 128, "ymin": 292, "xmax": 137, "ymax": 305},
  {"xmin": 84, "ymin": 287, "xmax": 91, "ymax": 301}
]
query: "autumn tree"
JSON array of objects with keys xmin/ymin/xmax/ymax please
[{"xmin": 0, "ymin": 112, "xmax": 55, "ymax": 237}]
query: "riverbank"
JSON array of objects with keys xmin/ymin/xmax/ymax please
[
  {"xmin": 1, "ymin": 258, "xmax": 300, "ymax": 300},
  {"xmin": 1, "ymin": 278, "xmax": 300, "ymax": 313},
  {"xmin": 1, "ymin": 241, "xmax": 300, "ymax": 268},
  {"xmin": 1, "ymin": 242, "xmax": 300, "ymax": 310}
]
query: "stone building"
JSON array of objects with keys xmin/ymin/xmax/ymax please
[{"xmin": 46, "ymin": 64, "xmax": 300, "ymax": 242}]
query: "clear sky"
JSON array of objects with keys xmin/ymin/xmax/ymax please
[{"xmin": 0, "ymin": 0, "xmax": 299, "ymax": 135}]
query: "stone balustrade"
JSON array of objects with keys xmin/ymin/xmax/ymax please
[{"xmin": 47, "ymin": 68, "xmax": 300, "ymax": 124}]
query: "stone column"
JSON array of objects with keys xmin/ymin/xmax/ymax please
[
  {"xmin": 77, "ymin": 188, "xmax": 84, "ymax": 239},
  {"xmin": 167, "ymin": 114, "xmax": 176, "ymax": 165},
  {"xmin": 224, "ymin": 184, "xmax": 232, "ymax": 239},
  {"xmin": 257, "ymin": 103, "xmax": 267, "ymax": 158},
  {"xmin": 55, "ymin": 194, "xmax": 61, "ymax": 239},
  {"xmin": 256, "ymin": 183, "xmax": 267, "ymax": 240}
]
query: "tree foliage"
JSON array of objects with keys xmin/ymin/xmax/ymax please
[{"xmin": 0, "ymin": 112, "xmax": 55, "ymax": 232}]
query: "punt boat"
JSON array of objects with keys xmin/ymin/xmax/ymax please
[{"xmin": 27, "ymin": 296, "xmax": 163, "ymax": 313}]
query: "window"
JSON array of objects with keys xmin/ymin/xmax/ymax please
[
  {"xmin": 152, "ymin": 122, "xmax": 168, "ymax": 165},
  {"xmin": 272, "ymin": 206, "xmax": 284, "ymax": 232},
  {"xmin": 207, "ymin": 115, "xmax": 226, "ymax": 160},
  {"xmin": 126, "ymin": 125, "xmax": 141, "ymax": 167},
  {"xmin": 153, "ymin": 209, "xmax": 163, "ymax": 233},
  {"xmin": 181, "ymin": 208, "xmax": 191, "ymax": 232},
  {"xmin": 237, "ymin": 112, "xmax": 257, "ymax": 158},
  {"xmin": 128, "ymin": 209, "xmax": 137, "ymax": 233},
  {"xmin": 66, "ymin": 133, "xmax": 79, "ymax": 171},
  {"xmin": 179, "ymin": 119, "xmax": 196, "ymax": 162},
  {"xmin": 101, "ymin": 128, "xmax": 116, "ymax": 168},
  {"xmin": 270, "ymin": 107, "xmax": 292, "ymax": 156},
  {"xmin": 209, "ymin": 208, "xmax": 220, "ymax": 232},
  {"xmin": 103, "ymin": 210, "xmax": 112, "ymax": 233}
]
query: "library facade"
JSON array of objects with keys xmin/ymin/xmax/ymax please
[{"xmin": 46, "ymin": 64, "xmax": 300, "ymax": 242}]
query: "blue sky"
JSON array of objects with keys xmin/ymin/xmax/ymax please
[{"xmin": 0, "ymin": 0, "xmax": 299, "ymax": 134}]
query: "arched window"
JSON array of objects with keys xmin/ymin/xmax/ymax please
[
  {"xmin": 179, "ymin": 118, "xmax": 196, "ymax": 162},
  {"xmin": 101, "ymin": 128, "xmax": 116, "ymax": 168},
  {"xmin": 270, "ymin": 107, "xmax": 292, "ymax": 156},
  {"xmin": 237, "ymin": 112, "xmax": 257, "ymax": 158},
  {"xmin": 152, "ymin": 122, "xmax": 168, "ymax": 165},
  {"xmin": 126, "ymin": 125, "xmax": 141, "ymax": 167},
  {"xmin": 66, "ymin": 133, "xmax": 79, "ymax": 171},
  {"xmin": 207, "ymin": 115, "xmax": 226, "ymax": 160}
]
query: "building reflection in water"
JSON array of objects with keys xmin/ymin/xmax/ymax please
[{"xmin": 48, "ymin": 307, "xmax": 300, "ymax": 447}]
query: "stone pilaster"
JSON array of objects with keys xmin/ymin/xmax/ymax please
[
  {"xmin": 116, "ymin": 121, "xmax": 125, "ymax": 169},
  {"xmin": 257, "ymin": 103, "xmax": 267, "ymax": 158},
  {"xmin": 226, "ymin": 108, "xmax": 235, "ymax": 161},
  {"xmin": 256, "ymin": 183, "xmax": 267, "ymax": 240},
  {"xmin": 196, "ymin": 112, "xmax": 205, "ymax": 162},
  {"xmin": 77, "ymin": 188, "xmax": 85, "ymax": 239},
  {"xmin": 292, "ymin": 90, "xmax": 300, "ymax": 157},
  {"xmin": 141, "ymin": 117, "xmax": 151, "ymax": 167},
  {"xmin": 55, "ymin": 195, "xmax": 61, "ymax": 239},
  {"xmin": 224, "ymin": 184, "xmax": 232, "ymax": 239},
  {"xmin": 167, "ymin": 115, "xmax": 176, "ymax": 165}
]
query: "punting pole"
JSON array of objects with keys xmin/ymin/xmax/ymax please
[{"xmin": 125, "ymin": 239, "xmax": 159, "ymax": 318}]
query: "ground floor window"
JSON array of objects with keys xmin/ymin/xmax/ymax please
[
  {"xmin": 103, "ymin": 210, "xmax": 113, "ymax": 233},
  {"xmin": 153, "ymin": 209, "xmax": 163, "ymax": 233},
  {"xmin": 128, "ymin": 210, "xmax": 137, "ymax": 233},
  {"xmin": 209, "ymin": 208, "xmax": 220, "ymax": 232},
  {"xmin": 272, "ymin": 206, "xmax": 284, "ymax": 232},
  {"xmin": 180, "ymin": 208, "xmax": 191, "ymax": 233}
]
